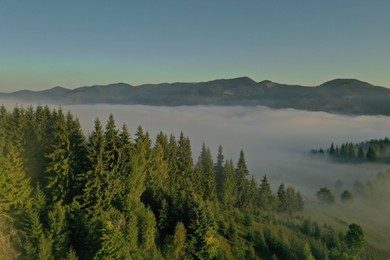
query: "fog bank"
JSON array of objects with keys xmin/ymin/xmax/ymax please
[
  {"xmin": 2, "ymin": 101, "xmax": 389, "ymax": 194},
  {"xmin": 65, "ymin": 105, "xmax": 390, "ymax": 194}
]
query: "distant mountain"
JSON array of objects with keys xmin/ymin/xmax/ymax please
[{"xmin": 1, "ymin": 77, "xmax": 390, "ymax": 116}]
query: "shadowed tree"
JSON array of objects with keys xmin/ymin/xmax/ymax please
[
  {"xmin": 316, "ymin": 187, "xmax": 335, "ymax": 204},
  {"xmin": 345, "ymin": 223, "xmax": 365, "ymax": 254}
]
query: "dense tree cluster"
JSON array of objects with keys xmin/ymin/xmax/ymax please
[
  {"xmin": 311, "ymin": 138, "xmax": 390, "ymax": 163},
  {"xmin": 0, "ymin": 106, "xmax": 370, "ymax": 259}
]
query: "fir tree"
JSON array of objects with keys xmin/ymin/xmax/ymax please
[
  {"xmin": 220, "ymin": 159, "xmax": 237, "ymax": 207},
  {"xmin": 215, "ymin": 145, "xmax": 225, "ymax": 200},
  {"xmin": 0, "ymin": 143, "xmax": 32, "ymax": 213},
  {"xmin": 195, "ymin": 143, "xmax": 216, "ymax": 200},
  {"xmin": 48, "ymin": 202, "xmax": 69, "ymax": 259},
  {"xmin": 236, "ymin": 150, "xmax": 250, "ymax": 207},
  {"xmin": 45, "ymin": 109, "xmax": 72, "ymax": 203},
  {"xmin": 259, "ymin": 174, "xmax": 276, "ymax": 210}
]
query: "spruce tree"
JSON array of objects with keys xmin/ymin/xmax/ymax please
[
  {"xmin": 172, "ymin": 222, "xmax": 187, "ymax": 260},
  {"xmin": 128, "ymin": 126, "xmax": 149, "ymax": 201},
  {"xmin": 82, "ymin": 118, "xmax": 110, "ymax": 214},
  {"xmin": 195, "ymin": 143, "xmax": 216, "ymax": 201},
  {"xmin": 0, "ymin": 143, "xmax": 32, "ymax": 213},
  {"xmin": 177, "ymin": 132, "xmax": 194, "ymax": 191},
  {"xmin": 45, "ymin": 109, "xmax": 72, "ymax": 203},
  {"xmin": 236, "ymin": 150, "xmax": 249, "ymax": 207},
  {"xmin": 259, "ymin": 174, "xmax": 276, "ymax": 210},
  {"xmin": 48, "ymin": 202, "xmax": 69, "ymax": 259},
  {"xmin": 220, "ymin": 159, "xmax": 237, "ymax": 207},
  {"xmin": 215, "ymin": 145, "xmax": 224, "ymax": 200}
]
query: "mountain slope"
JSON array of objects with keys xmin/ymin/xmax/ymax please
[{"xmin": 1, "ymin": 77, "xmax": 390, "ymax": 116}]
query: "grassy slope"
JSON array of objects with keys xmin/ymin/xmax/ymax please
[{"xmin": 302, "ymin": 199, "xmax": 390, "ymax": 259}]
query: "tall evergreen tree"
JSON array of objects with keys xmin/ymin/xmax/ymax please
[
  {"xmin": 127, "ymin": 126, "xmax": 149, "ymax": 201},
  {"xmin": 195, "ymin": 143, "xmax": 216, "ymax": 201},
  {"xmin": 0, "ymin": 143, "xmax": 32, "ymax": 213},
  {"xmin": 188, "ymin": 196, "xmax": 218, "ymax": 259},
  {"xmin": 177, "ymin": 132, "xmax": 194, "ymax": 191},
  {"xmin": 172, "ymin": 222, "xmax": 187, "ymax": 260},
  {"xmin": 45, "ymin": 109, "xmax": 72, "ymax": 203},
  {"xmin": 215, "ymin": 145, "xmax": 225, "ymax": 200},
  {"xmin": 82, "ymin": 119, "xmax": 110, "ymax": 214},
  {"xmin": 236, "ymin": 150, "xmax": 250, "ymax": 207},
  {"xmin": 48, "ymin": 202, "xmax": 69, "ymax": 259},
  {"xmin": 220, "ymin": 159, "xmax": 237, "ymax": 207},
  {"xmin": 66, "ymin": 113, "xmax": 88, "ymax": 201},
  {"xmin": 259, "ymin": 175, "xmax": 276, "ymax": 210},
  {"xmin": 167, "ymin": 135, "xmax": 179, "ymax": 193}
]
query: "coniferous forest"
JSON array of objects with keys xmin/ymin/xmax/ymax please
[{"xmin": 0, "ymin": 105, "xmax": 377, "ymax": 259}]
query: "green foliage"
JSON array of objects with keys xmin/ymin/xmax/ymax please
[
  {"xmin": 172, "ymin": 222, "xmax": 186, "ymax": 259},
  {"xmin": 48, "ymin": 202, "xmax": 69, "ymax": 259},
  {"xmin": 195, "ymin": 143, "xmax": 216, "ymax": 201},
  {"xmin": 220, "ymin": 159, "xmax": 237, "ymax": 207},
  {"xmin": 94, "ymin": 210, "xmax": 128, "ymax": 260},
  {"xmin": 1, "ymin": 106, "xmax": 381, "ymax": 259},
  {"xmin": 316, "ymin": 187, "xmax": 335, "ymax": 204},
  {"xmin": 345, "ymin": 223, "xmax": 365, "ymax": 254},
  {"xmin": 341, "ymin": 190, "xmax": 353, "ymax": 202},
  {"xmin": 0, "ymin": 143, "xmax": 31, "ymax": 212},
  {"xmin": 366, "ymin": 145, "xmax": 379, "ymax": 161},
  {"xmin": 259, "ymin": 175, "xmax": 277, "ymax": 210}
]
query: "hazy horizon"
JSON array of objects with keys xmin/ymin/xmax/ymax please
[{"xmin": 1, "ymin": 1, "xmax": 390, "ymax": 92}]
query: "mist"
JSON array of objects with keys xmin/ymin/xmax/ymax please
[
  {"xmin": 3, "ymin": 101, "xmax": 390, "ymax": 194},
  {"xmin": 59, "ymin": 105, "xmax": 390, "ymax": 192},
  {"xmin": 3, "ymin": 101, "xmax": 390, "ymax": 247}
]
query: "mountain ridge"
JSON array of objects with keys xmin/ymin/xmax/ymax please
[{"xmin": 1, "ymin": 77, "xmax": 390, "ymax": 116}]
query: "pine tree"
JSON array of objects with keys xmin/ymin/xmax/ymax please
[
  {"xmin": 104, "ymin": 114, "xmax": 120, "ymax": 173},
  {"xmin": 215, "ymin": 145, "xmax": 224, "ymax": 200},
  {"xmin": 236, "ymin": 150, "xmax": 250, "ymax": 207},
  {"xmin": 167, "ymin": 134, "xmax": 179, "ymax": 193},
  {"xmin": 188, "ymin": 197, "xmax": 218, "ymax": 259},
  {"xmin": 127, "ymin": 126, "xmax": 149, "ymax": 202},
  {"xmin": 147, "ymin": 142, "xmax": 169, "ymax": 194},
  {"xmin": 357, "ymin": 146, "xmax": 365, "ymax": 160},
  {"xmin": 277, "ymin": 183, "xmax": 287, "ymax": 212},
  {"xmin": 220, "ymin": 159, "xmax": 237, "ymax": 207},
  {"xmin": 45, "ymin": 109, "xmax": 72, "ymax": 203},
  {"xmin": 94, "ymin": 210, "xmax": 128, "ymax": 259},
  {"xmin": 345, "ymin": 223, "xmax": 365, "ymax": 254},
  {"xmin": 48, "ymin": 202, "xmax": 69, "ymax": 259},
  {"xmin": 0, "ymin": 143, "xmax": 32, "ymax": 213},
  {"xmin": 259, "ymin": 175, "xmax": 276, "ymax": 210},
  {"xmin": 366, "ymin": 145, "xmax": 379, "ymax": 161},
  {"xmin": 0, "ymin": 105, "xmax": 9, "ymax": 154},
  {"xmin": 172, "ymin": 222, "xmax": 187, "ymax": 260},
  {"xmin": 22, "ymin": 209, "xmax": 46, "ymax": 258},
  {"xmin": 139, "ymin": 207, "xmax": 157, "ymax": 252},
  {"xmin": 302, "ymin": 243, "xmax": 315, "ymax": 260},
  {"xmin": 195, "ymin": 143, "xmax": 216, "ymax": 200},
  {"xmin": 177, "ymin": 132, "xmax": 194, "ymax": 191},
  {"xmin": 67, "ymin": 113, "xmax": 88, "ymax": 201},
  {"xmin": 82, "ymin": 118, "xmax": 110, "ymax": 214},
  {"xmin": 115, "ymin": 124, "xmax": 134, "ymax": 211},
  {"xmin": 316, "ymin": 187, "xmax": 335, "ymax": 204}
]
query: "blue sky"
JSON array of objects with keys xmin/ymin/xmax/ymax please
[{"xmin": 1, "ymin": 1, "xmax": 389, "ymax": 91}]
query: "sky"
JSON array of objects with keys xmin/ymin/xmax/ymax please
[{"xmin": 1, "ymin": 1, "xmax": 390, "ymax": 92}]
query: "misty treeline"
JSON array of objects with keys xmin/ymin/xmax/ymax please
[
  {"xmin": 311, "ymin": 138, "xmax": 390, "ymax": 163},
  {"xmin": 0, "ymin": 105, "xmax": 368, "ymax": 259}
]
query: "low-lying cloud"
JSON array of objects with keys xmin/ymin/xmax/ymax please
[
  {"xmin": 63, "ymin": 105, "xmax": 390, "ymax": 193},
  {"xmin": 3, "ymin": 101, "xmax": 390, "ymax": 194}
]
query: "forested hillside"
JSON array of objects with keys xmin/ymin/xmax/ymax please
[
  {"xmin": 311, "ymin": 138, "xmax": 390, "ymax": 163},
  {"xmin": 2, "ymin": 77, "xmax": 390, "ymax": 116},
  {"xmin": 0, "ymin": 106, "xmax": 378, "ymax": 259}
]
